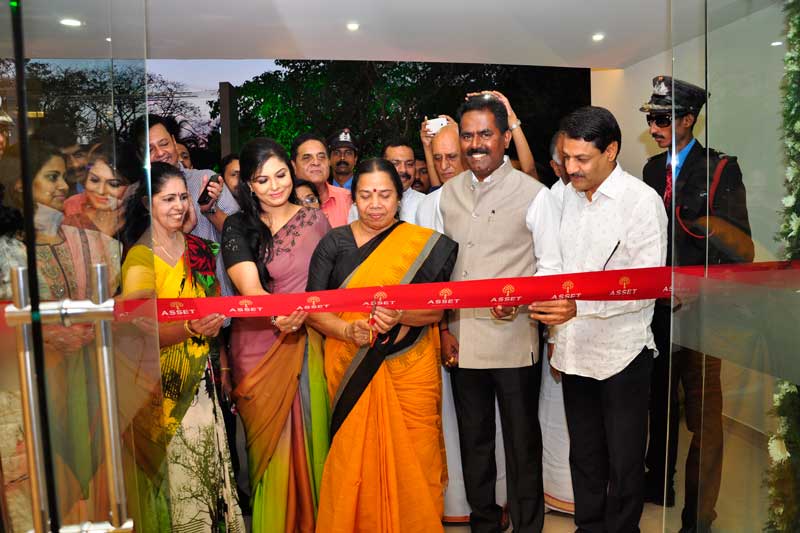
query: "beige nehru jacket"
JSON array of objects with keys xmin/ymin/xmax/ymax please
[{"xmin": 441, "ymin": 162, "xmax": 544, "ymax": 369}]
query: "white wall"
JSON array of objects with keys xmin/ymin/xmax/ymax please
[{"xmin": 591, "ymin": 3, "xmax": 785, "ymax": 433}]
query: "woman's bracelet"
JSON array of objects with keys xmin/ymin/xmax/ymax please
[
  {"xmin": 184, "ymin": 320, "xmax": 201, "ymax": 337},
  {"xmin": 220, "ymin": 367, "xmax": 231, "ymax": 372},
  {"xmin": 342, "ymin": 322, "xmax": 349, "ymax": 341}
]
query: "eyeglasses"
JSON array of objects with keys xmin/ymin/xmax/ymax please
[
  {"xmin": 300, "ymin": 196, "xmax": 320, "ymax": 206},
  {"xmin": 646, "ymin": 114, "xmax": 672, "ymax": 128}
]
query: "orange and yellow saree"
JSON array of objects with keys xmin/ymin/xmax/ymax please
[{"xmin": 308, "ymin": 221, "xmax": 458, "ymax": 533}]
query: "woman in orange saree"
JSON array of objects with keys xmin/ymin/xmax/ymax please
[{"xmin": 306, "ymin": 159, "xmax": 458, "ymax": 533}]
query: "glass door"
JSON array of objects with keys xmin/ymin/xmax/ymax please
[{"xmin": 0, "ymin": 1, "xmax": 167, "ymax": 531}]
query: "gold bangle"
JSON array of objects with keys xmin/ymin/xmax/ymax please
[
  {"xmin": 220, "ymin": 367, "xmax": 231, "ymax": 372},
  {"xmin": 184, "ymin": 320, "xmax": 201, "ymax": 337},
  {"xmin": 342, "ymin": 322, "xmax": 349, "ymax": 341}
]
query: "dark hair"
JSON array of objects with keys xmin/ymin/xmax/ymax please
[
  {"xmin": 382, "ymin": 139, "xmax": 414, "ymax": 159},
  {"xmin": 456, "ymin": 95, "xmax": 509, "ymax": 132},
  {"xmin": 121, "ymin": 162, "xmax": 185, "ymax": 249},
  {"xmin": 413, "ymin": 149, "xmax": 425, "ymax": 162},
  {"xmin": 0, "ymin": 204, "xmax": 23, "ymax": 237},
  {"xmin": 559, "ymin": 106, "xmax": 622, "ymax": 157},
  {"xmin": 87, "ymin": 142, "xmax": 145, "ymax": 186},
  {"xmin": 132, "ymin": 114, "xmax": 179, "ymax": 161},
  {"xmin": 293, "ymin": 178, "xmax": 321, "ymax": 205},
  {"xmin": 31, "ymin": 123, "xmax": 78, "ymax": 149},
  {"xmin": 290, "ymin": 132, "xmax": 328, "ymax": 161},
  {"xmin": 235, "ymin": 138, "xmax": 297, "ymax": 289},
  {"xmin": 219, "ymin": 153, "xmax": 239, "ymax": 175},
  {"xmin": 0, "ymin": 141, "xmax": 65, "ymax": 210},
  {"xmin": 350, "ymin": 158, "xmax": 404, "ymax": 203}
]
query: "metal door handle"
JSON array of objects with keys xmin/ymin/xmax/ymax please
[
  {"xmin": 10, "ymin": 267, "xmax": 51, "ymax": 533},
  {"xmin": 89, "ymin": 264, "xmax": 128, "ymax": 528},
  {"xmin": 8, "ymin": 264, "xmax": 132, "ymax": 531}
]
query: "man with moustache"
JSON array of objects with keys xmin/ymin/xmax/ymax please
[
  {"xmin": 328, "ymin": 128, "xmax": 358, "ymax": 190},
  {"xmin": 346, "ymin": 139, "xmax": 425, "ymax": 223},
  {"xmin": 416, "ymin": 119, "xmax": 510, "ymax": 525},
  {"xmin": 530, "ymin": 106, "xmax": 667, "ymax": 533},
  {"xmin": 439, "ymin": 94, "xmax": 562, "ymax": 533},
  {"xmin": 639, "ymin": 76, "xmax": 753, "ymax": 533},
  {"xmin": 413, "ymin": 151, "xmax": 431, "ymax": 193},
  {"xmin": 291, "ymin": 132, "xmax": 352, "ymax": 227}
]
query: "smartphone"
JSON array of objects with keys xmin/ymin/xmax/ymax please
[
  {"xmin": 426, "ymin": 117, "xmax": 449, "ymax": 135},
  {"xmin": 197, "ymin": 174, "xmax": 220, "ymax": 205}
]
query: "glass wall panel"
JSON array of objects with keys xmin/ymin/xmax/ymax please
[
  {"xmin": 0, "ymin": 0, "xmax": 164, "ymax": 531},
  {"xmin": 671, "ymin": 1, "xmax": 792, "ymax": 531}
]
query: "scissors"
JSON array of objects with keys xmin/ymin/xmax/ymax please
[{"xmin": 368, "ymin": 301, "xmax": 377, "ymax": 346}]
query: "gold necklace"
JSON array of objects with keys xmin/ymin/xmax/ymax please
[{"xmin": 153, "ymin": 234, "xmax": 183, "ymax": 263}]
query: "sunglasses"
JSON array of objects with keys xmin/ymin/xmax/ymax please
[{"xmin": 646, "ymin": 114, "xmax": 672, "ymax": 128}]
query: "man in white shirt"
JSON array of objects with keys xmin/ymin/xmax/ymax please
[
  {"xmin": 529, "ymin": 106, "xmax": 668, "ymax": 533},
  {"xmin": 347, "ymin": 140, "xmax": 424, "ymax": 223},
  {"xmin": 439, "ymin": 95, "xmax": 562, "ymax": 533}
]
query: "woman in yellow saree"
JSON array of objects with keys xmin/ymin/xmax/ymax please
[
  {"xmin": 306, "ymin": 159, "xmax": 458, "ymax": 533},
  {"xmin": 120, "ymin": 162, "xmax": 244, "ymax": 532}
]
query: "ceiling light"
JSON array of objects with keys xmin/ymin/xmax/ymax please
[
  {"xmin": 346, "ymin": 22, "xmax": 359, "ymax": 31},
  {"xmin": 59, "ymin": 18, "xmax": 82, "ymax": 27},
  {"xmin": 771, "ymin": 41, "xmax": 783, "ymax": 47},
  {"xmin": 592, "ymin": 33, "xmax": 605, "ymax": 42},
  {"xmin": 106, "ymin": 37, "xmax": 112, "ymax": 42}
]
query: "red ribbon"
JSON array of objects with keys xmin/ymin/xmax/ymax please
[
  {"xmin": 146, "ymin": 261, "xmax": 799, "ymax": 322},
  {"xmin": 5, "ymin": 261, "xmax": 795, "ymax": 326}
]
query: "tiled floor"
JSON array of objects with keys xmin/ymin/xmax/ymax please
[{"xmin": 445, "ymin": 415, "xmax": 770, "ymax": 532}]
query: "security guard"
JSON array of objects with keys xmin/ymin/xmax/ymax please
[{"xmin": 640, "ymin": 75, "xmax": 754, "ymax": 533}]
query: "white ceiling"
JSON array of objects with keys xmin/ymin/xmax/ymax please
[{"xmin": 0, "ymin": 0, "xmax": 779, "ymax": 69}]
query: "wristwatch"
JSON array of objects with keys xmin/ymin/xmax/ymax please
[
  {"xmin": 205, "ymin": 206, "xmax": 217, "ymax": 215},
  {"xmin": 509, "ymin": 120, "xmax": 522, "ymax": 131}
]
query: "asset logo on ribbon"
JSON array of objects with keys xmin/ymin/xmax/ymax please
[
  {"xmin": 428, "ymin": 287, "xmax": 461, "ymax": 305},
  {"xmin": 299, "ymin": 295, "xmax": 330, "ymax": 311},
  {"xmin": 610, "ymin": 275, "xmax": 638, "ymax": 296},
  {"xmin": 160, "ymin": 300, "xmax": 197, "ymax": 317},
  {"xmin": 552, "ymin": 279, "xmax": 582, "ymax": 300},
  {"xmin": 229, "ymin": 298, "xmax": 265, "ymax": 314},
  {"xmin": 363, "ymin": 290, "xmax": 396, "ymax": 307},
  {"xmin": 491, "ymin": 283, "xmax": 523, "ymax": 304}
]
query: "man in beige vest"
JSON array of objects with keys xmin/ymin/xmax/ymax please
[{"xmin": 438, "ymin": 95, "xmax": 562, "ymax": 533}]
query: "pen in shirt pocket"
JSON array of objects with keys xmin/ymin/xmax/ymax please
[
  {"xmin": 489, "ymin": 209, "xmax": 496, "ymax": 222},
  {"xmin": 602, "ymin": 240, "xmax": 621, "ymax": 271}
]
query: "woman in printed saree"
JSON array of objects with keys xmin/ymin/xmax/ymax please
[
  {"xmin": 120, "ymin": 162, "xmax": 244, "ymax": 532},
  {"xmin": 306, "ymin": 158, "xmax": 458, "ymax": 533},
  {"xmin": 0, "ymin": 141, "xmax": 121, "ymax": 526},
  {"xmin": 221, "ymin": 138, "xmax": 331, "ymax": 532}
]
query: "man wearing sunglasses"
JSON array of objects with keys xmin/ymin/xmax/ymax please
[{"xmin": 640, "ymin": 75, "xmax": 753, "ymax": 533}]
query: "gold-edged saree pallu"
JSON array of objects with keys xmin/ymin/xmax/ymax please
[{"xmin": 317, "ymin": 223, "xmax": 455, "ymax": 533}]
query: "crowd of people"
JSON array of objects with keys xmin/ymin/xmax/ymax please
[{"xmin": 0, "ymin": 77, "xmax": 754, "ymax": 533}]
